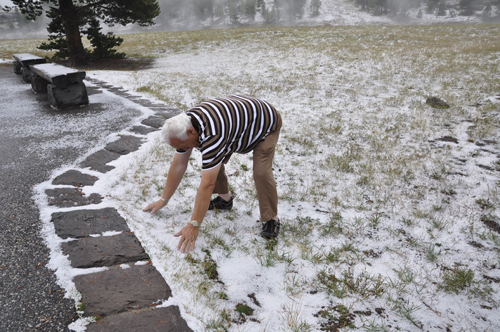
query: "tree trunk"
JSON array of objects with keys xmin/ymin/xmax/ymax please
[{"xmin": 59, "ymin": 0, "xmax": 87, "ymax": 66}]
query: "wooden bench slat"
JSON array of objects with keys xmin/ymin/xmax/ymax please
[{"xmin": 31, "ymin": 63, "xmax": 86, "ymax": 88}]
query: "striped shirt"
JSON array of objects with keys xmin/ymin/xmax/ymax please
[{"xmin": 176, "ymin": 95, "xmax": 279, "ymax": 170}]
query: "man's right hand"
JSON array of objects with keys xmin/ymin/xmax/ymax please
[{"xmin": 143, "ymin": 199, "xmax": 167, "ymax": 214}]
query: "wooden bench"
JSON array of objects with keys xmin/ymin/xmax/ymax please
[
  {"xmin": 30, "ymin": 63, "xmax": 89, "ymax": 109},
  {"xmin": 12, "ymin": 53, "xmax": 47, "ymax": 83}
]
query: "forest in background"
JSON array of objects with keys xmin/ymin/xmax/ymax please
[{"xmin": 1, "ymin": 0, "xmax": 499, "ymax": 38}]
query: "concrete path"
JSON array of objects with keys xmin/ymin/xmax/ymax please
[{"xmin": 0, "ymin": 65, "xmax": 192, "ymax": 331}]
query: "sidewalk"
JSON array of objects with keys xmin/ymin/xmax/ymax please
[{"xmin": 0, "ymin": 64, "xmax": 192, "ymax": 331}]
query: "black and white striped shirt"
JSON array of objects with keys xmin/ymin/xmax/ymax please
[{"xmin": 176, "ymin": 95, "xmax": 279, "ymax": 170}]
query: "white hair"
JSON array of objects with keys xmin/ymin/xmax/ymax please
[{"xmin": 162, "ymin": 113, "xmax": 192, "ymax": 146}]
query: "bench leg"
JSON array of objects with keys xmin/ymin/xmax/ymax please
[
  {"xmin": 47, "ymin": 82, "xmax": 89, "ymax": 109},
  {"xmin": 31, "ymin": 73, "xmax": 49, "ymax": 94},
  {"xmin": 21, "ymin": 67, "xmax": 33, "ymax": 83},
  {"xmin": 13, "ymin": 61, "xmax": 22, "ymax": 75}
]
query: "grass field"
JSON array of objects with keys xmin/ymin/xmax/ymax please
[{"xmin": 3, "ymin": 24, "xmax": 500, "ymax": 331}]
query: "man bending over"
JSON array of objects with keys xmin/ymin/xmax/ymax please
[{"xmin": 144, "ymin": 95, "xmax": 282, "ymax": 253}]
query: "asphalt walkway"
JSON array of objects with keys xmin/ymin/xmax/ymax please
[{"xmin": 0, "ymin": 65, "xmax": 191, "ymax": 331}]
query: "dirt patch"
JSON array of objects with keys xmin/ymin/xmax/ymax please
[
  {"xmin": 247, "ymin": 293, "xmax": 261, "ymax": 307},
  {"xmin": 233, "ymin": 303, "xmax": 257, "ymax": 324},
  {"xmin": 483, "ymin": 275, "xmax": 500, "ymax": 283},
  {"xmin": 436, "ymin": 136, "xmax": 459, "ymax": 144},
  {"xmin": 314, "ymin": 304, "xmax": 356, "ymax": 331},
  {"xmin": 426, "ymin": 96, "xmax": 450, "ymax": 109},
  {"xmin": 468, "ymin": 241, "xmax": 484, "ymax": 249},
  {"xmin": 481, "ymin": 215, "xmax": 500, "ymax": 234}
]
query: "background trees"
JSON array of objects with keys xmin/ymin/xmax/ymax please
[
  {"xmin": 351, "ymin": 0, "xmax": 496, "ymax": 17},
  {"xmin": 155, "ymin": 0, "xmax": 321, "ymax": 27},
  {"xmin": 5, "ymin": 0, "xmax": 160, "ymax": 66}
]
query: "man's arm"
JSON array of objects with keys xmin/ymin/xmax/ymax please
[
  {"xmin": 174, "ymin": 164, "xmax": 221, "ymax": 253},
  {"xmin": 191, "ymin": 165, "xmax": 221, "ymax": 223},
  {"xmin": 143, "ymin": 149, "xmax": 192, "ymax": 214}
]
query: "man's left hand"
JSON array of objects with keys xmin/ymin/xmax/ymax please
[{"xmin": 173, "ymin": 224, "xmax": 199, "ymax": 253}]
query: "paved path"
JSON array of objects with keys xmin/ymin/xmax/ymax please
[{"xmin": 0, "ymin": 65, "xmax": 192, "ymax": 331}]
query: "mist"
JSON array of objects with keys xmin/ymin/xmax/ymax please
[
  {"xmin": 1, "ymin": 0, "xmax": 496, "ymax": 40},
  {"xmin": 0, "ymin": 0, "xmax": 322, "ymax": 39},
  {"xmin": 0, "ymin": 0, "xmax": 13, "ymax": 7}
]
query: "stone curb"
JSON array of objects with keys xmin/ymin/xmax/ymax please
[
  {"xmin": 73, "ymin": 264, "xmax": 172, "ymax": 317},
  {"xmin": 45, "ymin": 78, "xmax": 190, "ymax": 331},
  {"xmin": 62, "ymin": 232, "xmax": 150, "ymax": 268},
  {"xmin": 51, "ymin": 207, "xmax": 131, "ymax": 239},
  {"xmin": 86, "ymin": 306, "xmax": 192, "ymax": 332}
]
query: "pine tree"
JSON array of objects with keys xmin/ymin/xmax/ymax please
[
  {"xmin": 387, "ymin": 0, "xmax": 400, "ymax": 15},
  {"xmin": 256, "ymin": 0, "xmax": 265, "ymax": 13},
  {"xmin": 225, "ymin": 0, "xmax": 241, "ymax": 25},
  {"xmin": 191, "ymin": 0, "xmax": 215, "ymax": 21},
  {"xmin": 243, "ymin": 0, "xmax": 257, "ymax": 21},
  {"xmin": 38, "ymin": 8, "xmax": 70, "ymax": 60},
  {"xmin": 369, "ymin": 0, "xmax": 388, "ymax": 15},
  {"xmin": 5, "ymin": 0, "xmax": 160, "ymax": 66},
  {"xmin": 84, "ymin": 18, "xmax": 125, "ymax": 60},
  {"xmin": 459, "ymin": 0, "xmax": 475, "ymax": 15},
  {"xmin": 263, "ymin": 0, "xmax": 280, "ymax": 23},
  {"xmin": 436, "ymin": 0, "xmax": 447, "ymax": 16},
  {"xmin": 426, "ymin": 0, "xmax": 439, "ymax": 13},
  {"xmin": 309, "ymin": 0, "xmax": 321, "ymax": 17},
  {"xmin": 355, "ymin": 0, "xmax": 369, "ymax": 11},
  {"xmin": 285, "ymin": 0, "xmax": 307, "ymax": 20},
  {"xmin": 482, "ymin": 3, "xmax": 492, "ymax": 17}
]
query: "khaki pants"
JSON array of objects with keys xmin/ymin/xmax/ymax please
[{"xmin": 213, "ymin": 112, "xmax": 282, "ymax": 221}]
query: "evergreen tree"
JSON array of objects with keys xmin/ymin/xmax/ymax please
[
  {"xmin": 426, "ymin": 0, "xmax": 440, "ymax": 13},
  {"xmin": 214, "ymin": 1, "xmax": 226, "ymax": 22},
  {"xmin": 243, "ymin": 0, "xmax": 257, "ymax": 21},
  {"xmin": 398, "ymin": 0, "xmax": 411, "ymax": 16},
  {"xmin": 285, "ymin": 0, "xmax": 307, "ymax": 20},
  {"xmin": 353, "ymin": 0, "xmax": 421, "ymax": 15},
  {"xmin": 38, "ymin": 7, "xmax": 69, "ymax": 59},
  {"xmin": 225, "ymin": 0, "xmax": 241, "ymax": 25},
  {"xmin": 256, "ymin": 0, "xmax": 265, "ymax": 13},
  {"xmin": 459, "ymin": 0, "xmax": 475, "ymax": 15},
  {"xmin": 355, "ymin": 0, "xmax": 369, "ymax": 11},
  {"xmin": 309, "ymin": 0, "xmax": 321, "ymax": 17},
  {"xmin": 262, "ymin": 0, "xmax": 280, "ymax": 23},
  {"xmin": 38, "ymin": 8, "xmax": 124, "ymax": 61},
  {"xmin": 84, "ymin": 18, "xmax": 125, "ymax": 60},
  {"xmin": 369, "ymin": 0, "xmax": 388, "ymax": 15},
  {"xmin": 436, "ymin": 0, "xmax": 447, "ymax": 15},
  {"xmin": 5, "ymin": 0, "xmax": 160, "ymax": 66},
  {"xmin": 158, "ymin": 0, "xmax": 184, "ymax": 25},
  {"xmin": 386, "ymin": 0, "xmax": 401, "ymax": 15},
  {"xmin": 482, "ymin": 3, "xmax": 492, "ymax": 17},
  {"xmin": 191, "ymin": 0, "xmax": 215, "ymax": 21}
]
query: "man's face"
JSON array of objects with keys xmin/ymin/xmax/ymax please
[{"xmin": 169, "ymin": 127, "xmax": 199, "ymax": 150}]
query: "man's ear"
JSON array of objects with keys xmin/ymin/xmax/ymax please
[{"xmin": 187, "ymin": 126, "xmax": 197, "ymax": 136}]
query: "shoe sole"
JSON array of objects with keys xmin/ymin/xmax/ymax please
[
  {"xmin": 208, "ymin": 206, "xmax": 233, "ymax": 211},
  {"xmin": 261, "ymin": 231, "xmax": 278, "ymax": 239}
]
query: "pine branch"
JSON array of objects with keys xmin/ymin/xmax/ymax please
[{"xmin": 75, "ymin": 0, "xmax": 115, "ymax": 13}]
